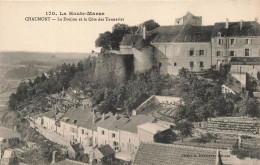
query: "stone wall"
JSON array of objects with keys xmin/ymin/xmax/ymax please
[
  {"xmin": 153, "ymin": 42, "xmax": 212, "ymax": 75},
  {"xmin": 94, "ymin": 53, "xmax": 134, "ymax": 86}
]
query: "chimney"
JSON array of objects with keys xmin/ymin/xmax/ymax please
[
  {"xmin": 51, "ymin": 151, "xmax": 56, "ymax": 164},
  {"xmin": 215, "ymin": 149, "xmax": 223, "ymax": 165},
  {"xmin": 102, "ymin": 113, "xmax": 105, "ymax": 120},
  {"xmin": 240, "ymin": 20, "xmax": 243, "ymax": 30},
  {"xmin": 143, "ymin": 25, "xmax": 146, "ymax": 40},
  {"xmin": 92, "ymin": 115, "xmax": 95, "ymax": 124},
  {"xmin": 225, "ymin": 18, "xmax": 229, "ymax": 29},
  {"xmin": 13, "ymin": 125, "xmax": 17, "ymax": 132},
  {"xmin": 132, "ymin": 110, "xmax": 137, "ymax": 116},
  {"xmin": 115, "ymin": 113, "xmax": 118, "ymax": 120},
  {"xmin": 255, "ymin": 17, "xmax": 258, "ymax": 22},
  {"xmin": 0, "ymin": 142, "xmax": 2, "ymax": 159}
]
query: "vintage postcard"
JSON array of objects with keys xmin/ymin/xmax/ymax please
[{"xmin": 0, "ymin": 0, "xmax": 260, "ymax": 164}]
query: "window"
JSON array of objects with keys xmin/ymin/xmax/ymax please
[
  {"xmin": 245, "ymin": 39, "xmax": 250, "ymax": 45},
  {"xmin": 245, "ymin": 49, "xmax": 250, "ymax": 56},
  {"xmin": 81, "ymin": 129, "xmax": 84, "ymax": 134},
  {"xmin": 190, "ymin": 61, "xmax": 194, "ymax": 69},
  {"xmin": 190, "ymin": 49, "xmax": 194, "ymax": 56},
  {"xmin": 174, "ymin": 62, "xmax": 177, "ymax": 66},
  {"xmin": 230, "ymin": 51, "xmax": 235, "ymax": 56},
  {"xmin": 102, "ymin": 130, "xmax": 105, "ymax": 135},
  {"xmin": 230, "ymin": 39, "xmax": 235, "ymax": 45},
  {"xmin": 199, "ymin": 62, "xmax": 204, "ymax": 68},
  {"xmin": 216, "ymin": 51, "xmax": 221, "ymax": 56},
  {"xmin": 199, "ymin": 50, "xmax": 204, "ymax": 56},
  {"xmin": 3, "ymin": 139, "xmax": 6, "ymax": 143},
  {"xmin": 112, "ymin": 133, "xmax": 116, "ymax": 138},
  {"xmin": 113, "ymin": 141, "xmax": 118, "ymax": 146},
  {"xmin": 129, "ymin": 139, "xmax": 131, "ymax": 143},
  {"xmin": 218, "ymin": 39, "xmax": 223, "ymax": 45}
]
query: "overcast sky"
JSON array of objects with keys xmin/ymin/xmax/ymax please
[{"xmin": 0, "ymin": 0, "xmax": 259, "ymax": 54}]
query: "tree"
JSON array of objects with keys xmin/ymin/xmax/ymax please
[
  {"xmin": 111, "ymin": 24, "xmax": 131, "ymax": 50},
  {"xmin": 95, "ymin": 31, "xmax": 112, "ymax": 49},
  {"xmin": 175, "ymin": 120, "xmax": 193, "ymax": 142},
  {"xmin": 142, "ymin": 19, "xmax": 160, "ymax": 31},
  {"xmin": 238, "ymin": 97, "xmax": 260, "ymax": 117}
]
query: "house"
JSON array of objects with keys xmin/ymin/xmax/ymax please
[
  {"xmin": 222, "ymin": 74, "xmax": 244, "ymax": 94},
  {"xmin": 132, "ymin": 142, "xmax": 223, "ymax": 165},
  {"xmin": 67, "ymin": 143, "xmax": 84, "ymax": 160},
  {"xmin": 0, "ymin": 127, "xmax": 20, "ymax": 149},
  {"xmin": 118, "ymin": 115, "xmax": 155, "ymax": 154},
  {"xmin": 135, "ymin": 95, "xmax": 182, "ymax": 114},
  {"xmin": 97, "ymin": 113, "xmax": 129, "ymax": 151},
  {"xmin": 89, "ymin": 144, "xmax": 115, "ymax": 165},
  {"xmin": 118, "ymin": 12, "xmax": 260, "ymax": 76},
  {"xmin": 137, "ymin": 122, "xmax": 169, "ymax": 142},
  {"xmin": 59, "ymin": 106, "xmax": 101, "ymax": 147},
  {"xmin": 42, "ymin": 108, "xmax": 57, "ymax": 131},
  {"xmin": 0, "ymin": 149, "xmax": 19, "ymax": 165},
  {"xmin": 229, "ymin": 57, "xmax": 260, "ymax": 79}
]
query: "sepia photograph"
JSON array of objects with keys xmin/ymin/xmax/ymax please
[{"xmin": 0, "ymin": 0, "xmax": 260, "ymax": 164}]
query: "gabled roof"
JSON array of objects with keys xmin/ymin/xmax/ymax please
[
  {"xmin": 97, "ymin": 144, "xmax": 115, "ymax": 157},
  {"xmin": 119, "ymin": 115, "xmax": 155, "ymax": 133},
  {"xmin": 151, "ymin": 24, "xmax": 214, "ymax": 43},
  {"xmin": 43, "ymin": 108, "xmax": 57, "ymax": 118},
  {"xmin": 137, "ymin": 122, "xmax": 169, "ymax": 134},
  {"xmin": 223, "ymin": 74, "xmax": 243, "ymax": 94},
  {"xmin": 97, "ymin": 115, "xmax": 129, "ymax": 131},
  {"xmin": 132, "ymin": 142, "xmax": 222, "ymax": 165},
  {"xmin": 62, "ymin": 106, "xmax": 101, "ymax": 131},
  {"xmin": 229, "ymin": 57, "xmax": 260, "ymax": 65},
  {"xmin": 0, "ymin": 127, "xmax": 20, "ymax": 139},
  {"xmin": 52, "ymin": 159, "xmax": 88, "ymax": 165},
  {"xmin": 212, "ymin": 21, "xmax": 260, "ymax": 37},
  {"xmin": 69, "ymin": 143, "xmax": 84, "ymax": 152}
]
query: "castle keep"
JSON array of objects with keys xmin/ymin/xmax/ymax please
[{"xmin": 115, "ymin": 12, "xmax": 260, "ymax": 77}]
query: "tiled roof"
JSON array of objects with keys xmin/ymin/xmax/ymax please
[
  {"xmin": 151, "ymin": 24, "xmax": 214, "ymax": 43},
  {"xmin": 223, "ymin": 75, "xmax": 243, "ymax": 94},
  {"xmin": 52, "ymin": 159, "xmax": 89, "ymax": 165},
  {"xmin": 229, "ymin": 57, "xmax": 260, "ymax": 65},
  {"xmin": 43, "ymin": 108, "xmax": 57, "ymax": 118},
  {"xmin": 97, "ymin": 115, "xmax": 129, "ymax": 131},
  {"xmin": 132, "ymin": 142, "xmax": 222, "ymax": 165},
  {"xmin": 70, "ymin": 143, "xmax": 84, "ymax": 152},
  {"xmin": 0, "ymin": 127, "xmax": 20, "ymax": 139},
  {"xmin": 137, "ymin": 122, "xmax": 169, "ymax": 134},
  {"xmin": 62, "ymin": 106, "xmax": 101, "ymax": 131},
  {"xmin": 212, "ymin": 21, "xmax": 260, "ymax": 37},
  {"xmin": 119, "ymin": 115, "xmax": 155, "ymax": 133},
  {"xmin": 97, "ymin": 144, "xmax": 115, "ymax": 157},
  {"xmin": 120, "ymin": 34, "xmax": 155, "ymax": 49}
]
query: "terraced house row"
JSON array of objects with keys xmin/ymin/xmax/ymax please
[
  {"xmin": 31, "ymin": 105, "xmax": 171, "ymax": 158},
  {"xmin": 116, "ymin": 12, "xmax": 259, "ymax": 78}
]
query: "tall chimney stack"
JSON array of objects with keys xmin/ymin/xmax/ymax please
[
  {"xmin": 51, "ymin": 151, "xmax": 56, "ymax": 164},
  {"xmin": 143, "ymin": 26, "xmax": 146, "ymax": 40},
  {"xmin": 14, "ymin": 125, "xmax": 17, "ymax": 132},
  {"xmin": 92, "ymin": 114, "xmax": 95, "ymax": 124},
  {"xmin": 225, "ymin": 18, "xmax": 229, "ymax": 29},
  {"xmin": 240, "ymin": 20, "xmax": 243, "ymax": 30},
  {"xmin": 102, "ymin": 113, "xmax": 105, "ymax": 120}
]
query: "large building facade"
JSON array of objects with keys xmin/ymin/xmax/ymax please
[{"xmin": 119, "ymin": 12, "xmax": 260, "ymax": 76}]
